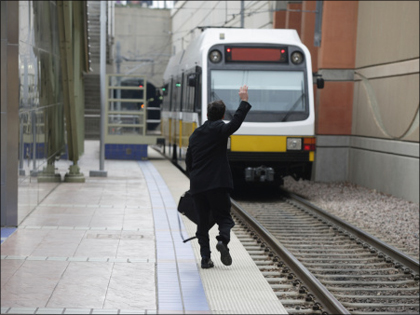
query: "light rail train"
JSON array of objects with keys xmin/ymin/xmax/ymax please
[{"xmin": 161, "ymin": 28, "xmax": 323, "ymax": 186}]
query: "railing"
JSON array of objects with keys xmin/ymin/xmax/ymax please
[{"xmin": 105, "ymin": 74, "xmax": 161, "ymax": 145}]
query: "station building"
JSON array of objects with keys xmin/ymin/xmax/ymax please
[{"xmin": 0, "ymin": 1, "xmax": 419, "ymax": 314}]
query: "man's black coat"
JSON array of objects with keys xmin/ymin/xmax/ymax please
[{"xmin": 186, "ymin": 101, "xmax": 252, "ymax": 195}]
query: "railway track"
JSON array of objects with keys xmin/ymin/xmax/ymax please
[{"xmin": 231, "ymin": 190, "xmax": 419, "ymax": 315}]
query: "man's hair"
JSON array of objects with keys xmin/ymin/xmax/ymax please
[{"xmin": 207, "ymin": 100, "xmax": 226, "ymax": 121}]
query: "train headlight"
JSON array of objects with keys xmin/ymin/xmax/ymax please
[
  {"xmin": 287, "ymin": 138, "xmax": 302, "ymax": 150},
  {"xmin": 209, "ymin": 49, "xmax": 222, "ymax": 63},
  {"xmin": 291, "ymin": 51, "xmax": 304, "ymax": 64}
]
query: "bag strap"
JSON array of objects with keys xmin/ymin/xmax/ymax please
[{"xmin": 177, "ymin": 210, "xmax": 197, "ymax": 243}]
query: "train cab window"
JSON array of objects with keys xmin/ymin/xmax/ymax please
[{"xmin": 210, "ymin": 70, "xmax": 308, "ymax": 122}]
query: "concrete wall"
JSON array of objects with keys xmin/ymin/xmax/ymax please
[
  {"xmin": 348, "ymin": 137, "xmax": 419, "ymax": 203},
  {"xmin": 114, "ymin": 6, "xmax": 172, "ymax": 88},
  {"xmin": 308, "ymin": 1, "xmax": 419, "ymax": 203},
  {"xmin": 349, "ymin": 1, "xmax": 419, "ymax": 203},
  {"xmin": 313, "ymin": 136, "xmax": 350, "ymax": 183},
  {"xmin": 314, "ymin": 135, "xmax": 419, "ymax": 203}
]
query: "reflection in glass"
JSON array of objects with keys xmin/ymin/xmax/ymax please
[
  {"xmin": 109, "ymin": 76, "xmax": 145, "ymax": 88},
  {"xmin": 19, "ymin": 44, "xmax": 39, "ymax": 109},
  {"xmin": 17, "ymin": 0, "xmax": 65, "ymax": 224},
  {"xmin": 108, "ymin": 126, "xmax": 143, "ymax": 135},
  {"xmin": 108, "ymin": 100, "xmax": 145, "ymax": 112},
  {"xmin": 108, "ymin": 114, "xmax": 143, "ymax": 125}
]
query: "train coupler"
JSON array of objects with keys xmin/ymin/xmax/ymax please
[{"xmin": 245, "ymin": 166, "xmax": 275, "ymax": 182}]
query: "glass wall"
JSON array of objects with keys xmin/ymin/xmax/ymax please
[{"xmin": 17, "ymin": 1, "xmax": 65, "ymax": 224}]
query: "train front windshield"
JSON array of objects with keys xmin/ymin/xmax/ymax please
[{"xmin": 210, "ymin": 70, "xmax": 308, "ymax": 122}]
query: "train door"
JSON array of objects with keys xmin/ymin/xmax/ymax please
[
  {"xmin": 177, "ymin": 67, "xmax": 202, "ymax": 167},
  {"xmin": 176, "ymin": 66, "xmax": 202, "ymax": 171}
]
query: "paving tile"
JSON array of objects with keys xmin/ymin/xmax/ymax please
[
  {"xmin": 90, "ymin": 310, "xmax": 119, "ymax": 314},
  {"xmin": 7, "ymin": 307, "xmax": 37, "ymax": 314},
  {"xmin": 4, "ymin": 255, "xmax": 28, "ymax": 260},
  {"xmin": 62, "ymin": 308, "xmax": 93, "ymax": 314},
  {"xmin": 66, "ymin": 257, "xmax": 88, "ymax": 262},
  {"xmin": 88, "ymin": 257, "xmax": 109, "ymax": 262},
  {"xmin": 35, "ymin": 307, "xmax": 65, "ymax": 314},
  {"xmin": 74, "ymin": 239, "xmax": 119, "ymax": 257},
  {"xmin": 47, "ymin": 283, "xmax": 107, "ymax": 309},
  {"xmin": 157, "ymin": 303, "xmax": 183, "ymax": 311},
  {"xmin": 119, "ymin": 310, "xmax": 146, "ymax": 314},
  {"xmin": 2, "ymin": 145, "xmax": 212, "ymax": 314},
  {"xmin": 46, "ymin": 257, "xmax": 68, "ymax": 261},
  {"xmin": 0, "ymin": 260, "xmax": 25, "ymax": 286}
]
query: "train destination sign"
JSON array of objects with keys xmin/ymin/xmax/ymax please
[{"xmin": 225, "ymin": 47, "xmax": 288, "ymax": 63}]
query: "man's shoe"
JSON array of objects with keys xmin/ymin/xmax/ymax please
[
  {"xmin": 201, "ymin": 258, "xmax": 214, "ymax": 269},
  {"xmin": 216, "ymin": 241, "xmax": 232, "ymax": 266}
]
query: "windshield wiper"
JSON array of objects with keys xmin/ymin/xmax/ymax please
[
  {"xmin": 281, "ymin": 93, "xmax": 305, "ymax": 122},
  {"xmin": 281, "ymin": 81, "xmax": 305, "ymax": 123}
]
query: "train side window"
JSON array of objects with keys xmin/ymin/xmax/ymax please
[
  {"xmin": 187, "ymin": 73, "xmax": 197, "ymax": 87},
  {"xmin": 162, "ymin": 83, "xmax": 170, "ymax": 111},
  {"xmin": 179, "ymin": 73, "xmax": 184, "ymax": 111},
  {"xmin": 171, "ymin": 79, "xmax": 177, "ymax": 111},
  {"xmin": 194, "ymin": 72, "xmax": 201, "ymax": 113},
  {"xmin": 162, "ymin": 84, "xmax": 169, "ymax": 96},
  {"xmin": 183, "ymin": 74, "xmax": 189, "ymax": 112},
  {"xmin": 173, "ymin": 75, "xmax": 183, "ymax": 111},
  {"xmin": 162, "ymin": 82, "xmax": 171, "ymax": 111},
  {"xmin": 184, "ymin": 73, "xmax": 195, "ymax": 112}
]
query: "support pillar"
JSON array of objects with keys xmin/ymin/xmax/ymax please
[
  {"xmin": 64, "ymin": 163, "xmax": 86, "ymax": 183},
  {"xmin": 37, "ymin": 164, "xmax": 62, "ymax": 183}
]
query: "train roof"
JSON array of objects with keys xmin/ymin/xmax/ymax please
[{"xmin": 163, "ymin": 28, "xmax": 303, "ymax": 81}]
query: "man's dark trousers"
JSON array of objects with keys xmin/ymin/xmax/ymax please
[{"xmin": 193, "ymin": 188, "xmax": 234, "ymax": 259}]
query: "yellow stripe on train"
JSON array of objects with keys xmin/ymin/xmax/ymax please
[
  {"xmin": 231, "ymin": 136, "xmax": 316, "ymax": 161},
  {"xmin": 231, "ymin": 136, "xmax": 287, "ymax": 152}
]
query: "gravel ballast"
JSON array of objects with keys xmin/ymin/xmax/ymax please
[{"xmin": 282, "ymin": 177, "xmax": 419, "ymax": 260}]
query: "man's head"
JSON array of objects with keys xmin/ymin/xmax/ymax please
[{"xmin": 207, "ymin": 100, "xmax": 226, "ymax": 121}]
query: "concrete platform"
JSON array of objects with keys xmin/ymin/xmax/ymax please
[{"xmin": 1, "ymin": 140, "xmax": 286, "ymax": 314}]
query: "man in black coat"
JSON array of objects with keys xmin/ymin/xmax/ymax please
[{"xmin": 186, "ymin": 85, "xmax": 251, "ymax": 269}]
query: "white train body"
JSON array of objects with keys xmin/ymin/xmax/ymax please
[{"xmin": 161, "ymin": 28, "xmax": 317, "ymax": 185}]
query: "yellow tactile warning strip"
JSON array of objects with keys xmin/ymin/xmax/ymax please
[{"xmin": 149, "ymin": 148, "xmax": 288, "ymax": 314}]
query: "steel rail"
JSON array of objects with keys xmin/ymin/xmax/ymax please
[
  {"xmin": 230, "ymin": 199, "xmax": 351, "ymax": 315},
  {"xmin": 282, "ymin": 189, "xmax": 419, "ymax": 273}
]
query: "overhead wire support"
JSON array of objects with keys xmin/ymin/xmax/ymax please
[{"xmin": 240, "ymin": 0, "xmax": 244, "ymax": 28}]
